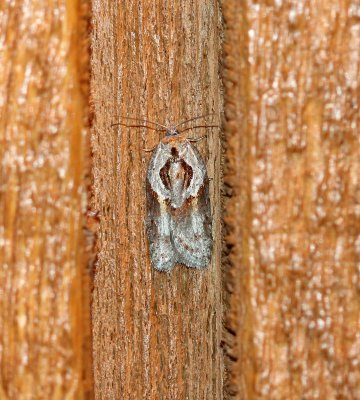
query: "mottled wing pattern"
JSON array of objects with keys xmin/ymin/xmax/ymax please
[
  {"xmin": 172, "ymin": 143, "xmax": 212, "ymax": 268},
  {"xmin": 146, "ymin": 140, "xmax": 212, "ymax": 271},
  {"xmin": 147, "ymin": 143, "xmax": 172, "ymax": 199},
  {"xmin": 146, "ymin": 143, "xmax": 176, "ymax": 271}
]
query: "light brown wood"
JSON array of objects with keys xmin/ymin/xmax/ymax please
[
  {"xmin": 223, "ymin": 1, "xmax": 360, "ymax": 399},
  {"xmin": 0, "ymin": 1, "xmax": 93, "ymax": 399},
  {"xmin": 91, "ymin": 1, "xmax": 223, "ymax": 398}
]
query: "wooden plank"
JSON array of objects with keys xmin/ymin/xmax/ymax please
[
  {"xmin": 223, "ymin": 1, "xmax": 360, "ymax": 398},
  {"xmin": 0, "ymin": 1, "xmax": 93, "ymax": 399},
  {"xmin": 91, "ymin": 1, "xmax": 223, "ymax": 398}
]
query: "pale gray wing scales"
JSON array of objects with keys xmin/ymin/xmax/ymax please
[
  {"xmin": 178, "ymin": 142, "xmax": 207, "ymax": 198},
  {"xmin": 147, "ymin": 143, "xmax": 171, "ymax": 200},
  {"xmin": 146, "ymin": 146, "xmax": 176, "ymax": 271},
  {"xmin": 147, "ymin": 201, "xmax": 177, "ymax": 271},
  {"xmin": 173, "ymin": 142, "xmax": 212, "ymax": 268},
  {"xmin": 172, "ymin": 206, "xmax": 212, "ymax": 268}
]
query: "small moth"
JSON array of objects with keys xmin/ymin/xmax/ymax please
[{"xmin": 112, "ymin": 115, "xmax": 217, "ymax": 272}]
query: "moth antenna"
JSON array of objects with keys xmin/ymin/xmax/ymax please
[
  {"xmin": 175, "ymin": 113, "xmax": 215, "ymax": 129},
  {"xmin": 111, "ymin": 122, "xmax": 166, "ymax": 132},
  {"xmin": 116, "ymin": 116, "xmax": 168, "ymax": 130},
  {"xmin": 179, "ymin": 124, "xmax": 220, "ymax": 134}
]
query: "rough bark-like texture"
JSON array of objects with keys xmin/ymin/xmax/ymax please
[
  {"xmin": 0, "ymin": 1, "xmax": 93, "ymax": 399},
  {"xmin": 223, "ymin": 1, "xmax": 360, "ymax": 399},
  {"xmin": 91, "ymin": 1, "xmax": 222, "ymax": 399}
]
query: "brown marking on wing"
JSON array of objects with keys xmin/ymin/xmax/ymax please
[
  {"xmin": 159, "ymin": 160, "xmax": 171, "ymax": 190},
  {"xmin": 181, "ymin": 159, "xmax": 193, "ymax": 189}
]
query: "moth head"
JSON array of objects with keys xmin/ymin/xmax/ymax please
[{"xmin": 166, "ymin": 127, "xmax": 180, "ymax": 137}]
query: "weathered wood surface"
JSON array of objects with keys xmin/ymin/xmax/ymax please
[
  {"xmin": 223, "ymin": 1, "xmax": 360, "ymax": 399},
  {"xmin": 0, "ymin": 1, "xmax": 93, "ymax": 399},
  {"xmin": 91, "ymin": 1, "xmax": 223, "ymax": 398}
]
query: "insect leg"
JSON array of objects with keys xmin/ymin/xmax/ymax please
[
  {"xmin": 143, "ymin": 144, "xmax": 158, "ymax": 152},
  {"xmin": 187, "ymin": 135, "xmax": 206, "ymax": 143}
]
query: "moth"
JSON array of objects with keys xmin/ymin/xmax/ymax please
[{"xmin": 112, "ymin": 115, "xmax": 217, "ymax": 272}]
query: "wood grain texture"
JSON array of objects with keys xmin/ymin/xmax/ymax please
[
  {"xmin": 223, "ymin": 1, "xmax": 360, "ymax": 399},
  {"xmin": 91, "ymin": 1, "xmax": 223, "ymax": 398},
  {"xmin": 0, "ymin": 1, "xmax": 93, "ymax": 399}
]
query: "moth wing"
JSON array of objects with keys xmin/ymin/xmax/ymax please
[
  {"xmin": 173, "ymin": 142, "xmax": 212, "ymax": 268},
  {"xmin": 172, "ymin": 195, "xmax": 212, "ymax": 268},
  {"xmin": 147, "ymin": 143, "xmax": 172, "ymax": 200},
  {"xmin": 178, "ymin": 142, "xmax": 207, "ymax": 199},
  {"xmin": 146, "ymin": 183, "xmax": 177, "ymax": 272}
]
